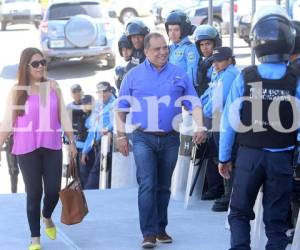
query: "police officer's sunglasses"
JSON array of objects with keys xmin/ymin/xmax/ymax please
[{"xmin": 28, "ymin": 59, "xmax": 47, "ymax": 68}]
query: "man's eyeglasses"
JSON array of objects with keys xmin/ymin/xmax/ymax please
[{"xmin": 28, "ymin": 59, "xmax": 47, "ymax": 68}]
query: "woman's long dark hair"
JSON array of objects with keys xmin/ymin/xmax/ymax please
[{"xmin": 14, "ymin": 47, "xmax": 47, "ymax": 117}]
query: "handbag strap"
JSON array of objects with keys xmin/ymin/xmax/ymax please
[{"xmin": 65, "ymin": 157, "xmax": 80, "ymax": 186}]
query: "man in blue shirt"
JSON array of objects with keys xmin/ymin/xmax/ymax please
[
  {"xmin": 200, "ymin": 47, "xmax": 239, "ymax": 212},
  {"xmin": 81, "ymin": 82, "xmax": 115, "ymax": 189},
  {"xmin": 116, "ymin": 32, "xmax": 206, "ymax": 249},
  {"xmin": 218, "ymin": 6, "xmax": 300, "ymax": 250},
  {"xmin": 165, "ymin": 10, "xmax": 199, "ymax": 87}
]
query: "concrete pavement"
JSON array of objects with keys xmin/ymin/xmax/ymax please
[{"xmin": 0, "ymin": 188, "xmax": 231, "ymax": 250}]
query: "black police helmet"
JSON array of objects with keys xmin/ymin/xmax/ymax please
[
  {"xmin": 125, "ymin": 19, "xmax": 150, "ymax": 37},
  {"xmin": 165, "ymin": 10, "xmax": 195, "ymax": 38},
  {"xmin": 193, "ymin": 24, "xmax": 222, "ymax": 55},
  {"xmin": 118, "ymin": 33, "xmax": 132, "ymax": 57},
  {"xmin": 292, "ymin": 21, "xmax": 300, "ymax": 54},
  {"xmin": 250, "ymin": 5, "xmax": 295, "ymax": 63}
]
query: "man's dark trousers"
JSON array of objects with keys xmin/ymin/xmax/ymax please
[
  {"xmin": 229, "ymin": 146, "xmax": 293, "ymax": 250},
  {"xmin": 132, "ymin": 130, "xmax": 180, "ymax": 237}
]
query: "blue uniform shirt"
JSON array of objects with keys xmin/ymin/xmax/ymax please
[
  {"xmin": 219, "ymin": 63, "xmax": 300, "ymax": 162},
  {"xmin": 169, "ymin": 36, "xmax": 199, "ymax": 87},
  {"xmin": 200, "ymin": 64, "xmax": 240, "ymax": 119},
  {"xmin": 117, "ymin": 59, "xmax": 201, "ymax": 132},
  {"xmin": 82, "ymin": 95, "xmax": 115, "ymax": 154}
]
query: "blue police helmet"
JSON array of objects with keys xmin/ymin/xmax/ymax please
[
  {"xmin": 193, "ymin": 24, "xmax": 222, "ymax": 54},
  {"xmin": 165, "ymin": 10, "xmax": 195, "ymax": 38},
  {"xmin": 125, "ymin": 18, "xmax": 150, "ymax": 37},
  {"xmin": 118, "ymin": 33, "xmax": 132, "ymax": 57},
  {"xmin": 292, "ymin": 21, "xmax": 300, "ymax": 54},
  {"xmin": 250, "ymin": 4, "xmax": 295, "ymax": 63}
]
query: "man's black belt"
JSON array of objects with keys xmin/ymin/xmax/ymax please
[{"xmin": 136, "ymin": 128, "xmax": 178, "ymax": 137}]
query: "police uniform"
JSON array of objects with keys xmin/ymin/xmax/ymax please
[
  {"xmin": 200, "ymin": 47, "xmax": 239, "ymax": 210},
  {"xmin": 194, "ymin": 24, "xmax": 222, "ymax": 96},
  {"xmin": 123, "ymin": 19, "xmax": 149, "ymax": 74},
  {"xmin": 193, "ymin": 25, "xmax": 224, "ymax": 201},
  {"xmin": 165, "ymin": 10, "xmax": 199, "ymax": 87},
  {"xmin": 219, "ymin": 6, "xmax": 300, "ymax": 249},
  {"xmin": 115, "ymin": 34, "xmax": 133, "ymax": 90},
  {"xmin": 67, "ymin": 94, "xmax": 95, "ymax": 187}
]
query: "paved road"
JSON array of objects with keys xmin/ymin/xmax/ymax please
[{"xmin": 0, "ymin": 19, "xmax": 252, "ymax": 194}]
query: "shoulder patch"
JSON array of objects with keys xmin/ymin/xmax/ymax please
[{"xmin": 187, "ymin": 52, "xmax": 195, "ymax": 61}]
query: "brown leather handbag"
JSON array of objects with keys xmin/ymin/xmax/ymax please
[{"xmin": 59, "ymin": 157, "xmax": 88, "ymax": 225}]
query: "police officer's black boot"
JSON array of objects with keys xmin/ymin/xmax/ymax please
[{"xmin": 211, "ymin": 177, "xmax": 232, "ymax": 212}]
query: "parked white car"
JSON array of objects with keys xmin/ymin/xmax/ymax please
[
  {"xmin": 221, "ymin": 0, "xmax": 279, "ymax": 34},
  {"xmin": 293, "ymin": 0, "xmax": 300, "ymax": 21},
  {"xmin": 108, "ymin": 0, "xmax": 152, "ymax": 24},
  {"xmin": 0, "ymin": 0, "xmax": 42, "ymax": 31}
]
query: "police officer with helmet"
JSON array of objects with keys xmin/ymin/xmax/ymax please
[
  {"xmin": 115, "ymin": 33, "xmax": 133, "ymax": 90},
  {"xmin": 125, "ymin": 18, "xmax": 150, "ymax": 72},
  {"xmin": 193, "ymin": 24, "xmax": 225, "ymax": 203},
  {"xmin": 165, "ymin": 10, "xmax": 199, "ymax": 86},
  {"xmin": 194, "ymin": 24, "xmax": 222, "ymax": 96},
  {"xmin": 218, "ymin": 5, "xmax": 300, "ymax": 249}
]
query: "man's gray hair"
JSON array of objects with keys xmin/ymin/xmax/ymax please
[{"xmin": 144, "ymin": 32, "xmax": 165, "ymax": 50}]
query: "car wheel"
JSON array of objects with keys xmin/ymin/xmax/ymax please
[
  {"xmin": 1, "ymin": 22, "xmax": 7, "ymax": 31},
  {"xmin": 106, "ymin": 57, "xmax": 116, "ymax": 69},
  {"xmin": 244, "ymin": 36, "xmax": 251, "ymax": 46},
  {"xmin": 34, "ymin": 21, "xmax": 40, "ymax": 29},
  {"xmin": 119, "ymin": 8, "xmax": 138, "ymax": 24},
  {"xmin": 202, "ymin": 17, "xmax": 222, "ymax": 34},
  {"xmin": 212, "ymin": 18, "xmax": 222, "ymax": 34}
]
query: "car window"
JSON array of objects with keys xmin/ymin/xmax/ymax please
[{"xmin": 48, "ymin": 2, "xmax": 103, "ymax": 20}]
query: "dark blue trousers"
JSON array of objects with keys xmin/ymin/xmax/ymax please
[
  {"xmin": 78, "ymin": 149, "xmax": 96, "ymax": 189},
  {"xmin": 17, "ymin": 148, "xmax": 62, "ymax": 237},
  {"xmin": 84, "ymin": 148, "xmax": 100, "ymax": 189},
  {"xmin": 132, "ymin": 130, "xmax": 180, "ymax": 237},
  {"xmin": 229, "ymin": 146, "xmax": 293, "ymax": 250}
]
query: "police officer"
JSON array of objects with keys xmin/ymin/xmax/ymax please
[
  {"xmin": 218, "ymin": 5, "xmax": 300, "ymax": 249},
  {"xmin": 201, "ymin": 47, "xmax": 239, "ymax": 212},
  {"xmin": 125, "ymin": 18, "xmax": 150, "ymax": 72},
  {"xmin": 66, "ymin": 84, "xmax": 95, "ymax": 186},
  {"xmin": 194, "ymin": 24, "xmax": 222, "ymax": 96},
  {"xmin": 115, "ymin": 33, "xmax": 133, "ymax": 90},
  {"xmin": 165, "ymin": 10, "xmax": 199, "ymax": 86},
  {"xmin": 194, "ymin": 25, "xmax": 224, "ymax": 202},
  {"xmin": 290, "ymin": 20, "xmax": 300, "ymax": 241}
]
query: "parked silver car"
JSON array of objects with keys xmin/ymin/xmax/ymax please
[
  {"xmin": 40, "ymin": 0, "xmax": 116, "ymax": 68},
  {"xmin": 0, "ymin": 0, "xmax": 42, "ymax": 31}
]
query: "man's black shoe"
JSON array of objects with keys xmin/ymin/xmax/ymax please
[
  {"xmin": 201, "ymin": 191, "xmax": 223, "ymax": 201},
  {"xmin": 214, "ymin": 195, "xmax": 230, "ymax": 205},
  {"xmin": 212, "ymin": 199, "xmax": 229, "ymax": 212}
]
